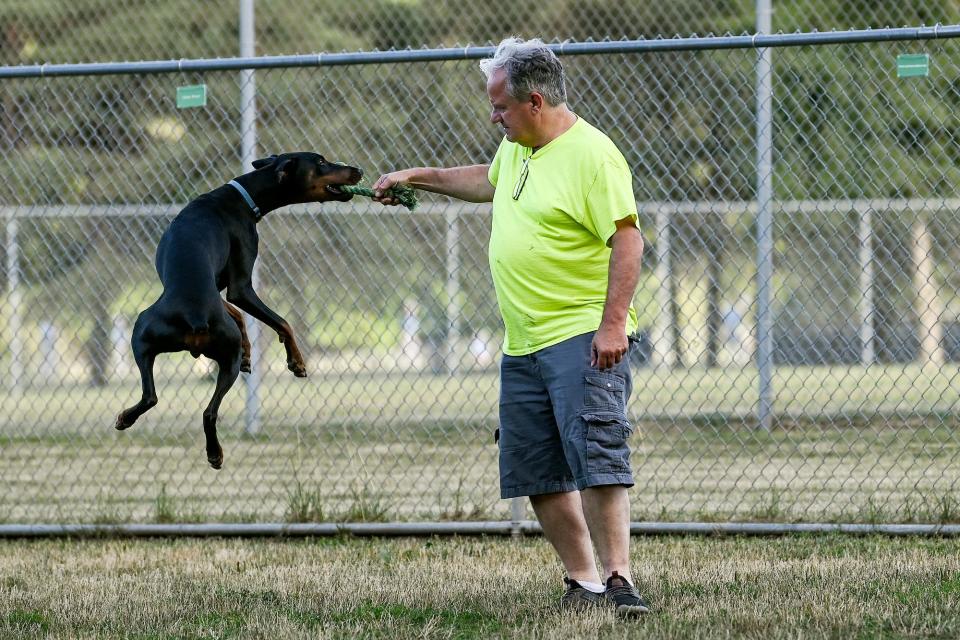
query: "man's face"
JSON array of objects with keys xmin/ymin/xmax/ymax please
[{"xmin": 487, "ymin": 68, "xmax": 536, "ymax": 146}]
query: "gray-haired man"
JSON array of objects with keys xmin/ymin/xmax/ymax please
[{"xmin": 374, "ymin": 37, "xmax": 650, "ymax": 617}]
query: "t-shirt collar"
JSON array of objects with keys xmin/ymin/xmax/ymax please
[{"xmin": 528, "ymin": 114, "xmax": 580, "ymax": 159}]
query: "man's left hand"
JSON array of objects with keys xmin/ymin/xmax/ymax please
[{"xmin": 591, "ymin": 323, "xmax": 628, "ymax": 370}]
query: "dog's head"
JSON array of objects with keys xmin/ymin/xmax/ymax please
[{"xmin": 252, "ymin": 152, "xmax": 363, "ymax": 203}]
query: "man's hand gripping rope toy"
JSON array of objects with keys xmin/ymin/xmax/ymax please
[{"xmin": 342, "ymin": 182, "xmax": 419, "ymax": 211}]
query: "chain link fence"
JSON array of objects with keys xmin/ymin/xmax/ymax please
[
  {"xmin": 2, "ymin": 29, "xmax": 960, "ymax": 526},
  {"xmin": 3, "ymin": 1, "xmax": 960, "ymax": 65}
]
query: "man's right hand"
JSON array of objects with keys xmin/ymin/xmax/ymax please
[
  {"xmin": 373, "ymin": 165, "xmax": 494, "ymax": 204},
  {"xmin": 373, "ymin": 170, "xmax": 414, "ymax": 206}
]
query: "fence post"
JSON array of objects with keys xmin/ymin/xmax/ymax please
[
  {"xmin": 755, "ymin": 0, "xmax": 774, "ymax": 431},
  {"xmin": 913, "ymin": 213, "xmax": 944, "ymax": 367},
  {"xmin": 653, "ymin": 207, "xmax": 678, "ymax": 368},
  {"xmin": 858, "ymin": 208, "xmax": 875, "ymax": 365},
  {"xmin": 240, "ymin": 0, "xmax": 262, "ymax": 436},
  {"xmin": 510, "ymin": 497, "xmax": 526, "ymax": 538},
  {"xmin": 445, "ymin": 208, "xmax": 461, "ymax": 372},
  {"xmin": 5, "ymin": 216, "xmax": 23, "ymax": 389}
]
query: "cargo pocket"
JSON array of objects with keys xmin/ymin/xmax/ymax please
[
  {"xmin": 582, "ymin": 411, "xmax": 633, "ymax": 474},
  {"xmin": 584, "ymin": 371, "xmax": 626, "ymax": 411}
]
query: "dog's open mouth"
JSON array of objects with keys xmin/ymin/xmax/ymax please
[
  {"xmin": 326, "ymin": 184, "xmax": 354, "ymax": 202},
  {"xmin": 326, "ymin": 177, "xmax": 362, "ymax": 201}
]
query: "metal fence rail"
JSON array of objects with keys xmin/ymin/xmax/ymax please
[
  {"xmin": 4, "ymin": 0, "xmax": 958, "ymax": 66},
  {"xmin": 2, "ymin": 28, "xmax": 960, "ymax": 528}
]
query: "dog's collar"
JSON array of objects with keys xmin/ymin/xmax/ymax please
[{"xmin": 228, "ymin": 180, "xmax": 263, "ymax": 220}]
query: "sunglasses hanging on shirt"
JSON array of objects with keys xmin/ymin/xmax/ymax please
[{"xmin": 512, "ymin": 154, "xmax": 531, "ymax": 200}]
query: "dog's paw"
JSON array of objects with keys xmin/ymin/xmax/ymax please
[
  {"xmin": 115, "ymin": 413, "xmax": 133, "ymax": 431},
  {"xmin": 207, "ymin": 452, "xmax": 223, "ymax": 470},
  {"xmin": 240, "ymin": 359, "xmax": 252, "ymax": 374},
  {"xmin": 288, "ymin": 360, "xmax": 307, "ymax": 378}
]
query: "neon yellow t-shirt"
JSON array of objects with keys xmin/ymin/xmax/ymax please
[{"xmin": 487, "ymin": 117, "xmax": 640, "ymax": 356}]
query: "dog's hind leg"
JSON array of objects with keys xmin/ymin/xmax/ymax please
[
  {"xmin": 202, "ymin": 345, "xmax": 242, "ymax": 470},
  {"xmin": 222, "ymin": 300, "xmax": 251, "ymax": 373},
  {"xmin": 116, "ymin": 350, "xmax": 158, "ymax": 430},
  {"xmin": 116, "ymin": 313, "xmax": 163, "ymax": 430},
  {"xmin": 202, "ymin": 354, "xmax": 240, "ymax": 469}
]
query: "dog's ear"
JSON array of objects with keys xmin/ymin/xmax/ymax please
[
  {"xmin": 252, "ymin": 155, "xmax": 277, "ymax": 169},
  {"xmin": 275, "ymin": 157, "xmax": 298, "ymax": 183}
]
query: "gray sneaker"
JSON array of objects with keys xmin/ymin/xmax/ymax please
[
  {"xmin": 604, "ymin": 571, "xmax": 651, "ymax": 617},
  {"xmin": 559, "ymin": 577, "xmax": 606, "ymax": 611}
]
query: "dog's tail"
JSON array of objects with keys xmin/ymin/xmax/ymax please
[
  {"xmin": 188, "ymin": 322, "xmax": 209, "ymax": 334},
  {"xmin": 184, "ymin": 319, "xmax": 210, "ymax": 359},
  {"xmin": 185, "ymin": 313, "xmax": 210, "ymax": 341}
]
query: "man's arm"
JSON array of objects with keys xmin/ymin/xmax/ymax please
[
  {"xmin": 373, "ymin": 165, "xmax": 494, "ymax": 204},
  {"xmin": 592, "ymin": 218, "xmax": 644, "ymax": 370}
]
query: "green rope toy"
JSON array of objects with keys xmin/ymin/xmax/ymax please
[{"xmin": 341, "ymin": 183, "xmax": 419, "ymax": 211}]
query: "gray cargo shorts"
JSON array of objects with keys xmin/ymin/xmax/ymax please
[{"xmin": 497, "ymin": 330, "xmax": 636, "ymax": 498}]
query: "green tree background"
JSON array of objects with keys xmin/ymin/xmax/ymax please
[{"xmin": 2, "ymin": 1, "xmax": 959, "ymax": 380}]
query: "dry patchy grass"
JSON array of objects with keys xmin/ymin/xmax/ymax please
[
  {"xmin": 2, "ymin": 364, "xmax": 960, "ymax": 524},
  {"xmin": 1, "ymin": 534, "xmax": 959, "ymax": 639}
]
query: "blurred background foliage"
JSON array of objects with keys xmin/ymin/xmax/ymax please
[{"xmin": 2, "ymin": 1, "xmax": 960, "ymax": 375}]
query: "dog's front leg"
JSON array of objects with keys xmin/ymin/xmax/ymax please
[
  {"xmin": 222, "ymin": 300, "xmax": 252, "ymax": 373},
  {"xmin": 227, "ymin": 284, "xmax": 307, "ymax": 377}
]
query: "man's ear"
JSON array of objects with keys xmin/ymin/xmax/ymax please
[
  {"xmin": 275, "ymin": 157, "xmax": 298, "ymax": 183},
  {"xmin": 529, "ymin": 92, "xmax": 544, "ymax": 113},
  {"xmin": 252, "ymin": 155, "xmax": 277, "ymax": 169}
]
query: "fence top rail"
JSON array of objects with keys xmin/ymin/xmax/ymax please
[
  {"xmin": 2, "ymin": 25, "xmax": 959, "ymax": 79},
  {"xmin": 3, "ymin": 198, "xmax": 959, "ymax": 219}
]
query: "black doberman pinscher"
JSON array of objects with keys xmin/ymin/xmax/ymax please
[{"xmin": 115, "ymin": 152, "xmax": 362, "ymax": 469}]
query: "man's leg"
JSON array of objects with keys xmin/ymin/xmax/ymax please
[
  {"xmin": 581, "ymin": 484, "xmax": 632, "ymax": 583},
  {"xmin": 535, "ymin": 332, "xmax": 637, "ymax": 584},
  {"xmin": 529, "ymin": 491, "xmax": 601, "ymax": 584},
  {"xmin": 532, "ymin": 332, "xmax": 649, "ymax": 615},
  {"xmin": 498, "ymin": 352, "xmax": 593, "ymax": 586}
]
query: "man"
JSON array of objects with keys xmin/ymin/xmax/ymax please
[{"xmin": 374, "ymin": 37, "xmax": 649, "ymax": 617}]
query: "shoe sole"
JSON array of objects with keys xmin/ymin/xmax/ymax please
[
  {"xmin": 616, "ymin": 604, "xmax": 651, "ymax": 617},
  {"xmin": 559, "ymin": 598, "xmax": 607, "ymax": 612}
]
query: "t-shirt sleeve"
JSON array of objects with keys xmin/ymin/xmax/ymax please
[
  {"xmin": 488, "ymin": 137, "xmax": 507, "ymax": 188},
  {"xmin": 582, "ymin": 157, "xmax": 639, "ymax": 245}
]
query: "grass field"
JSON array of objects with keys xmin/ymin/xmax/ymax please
[
  {"xmin": 1, "ymin": 362, "xmax": 959, "ymax": 524},
  {"xmin": 1, "ymin": 534, "xmax": 959, "ymax": 639}
]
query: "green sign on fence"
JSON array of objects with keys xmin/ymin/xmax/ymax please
[
  {"xmin": 176, "ymin": 84, "xmax": 207, "ymax": 108},
  {"xmin": 897, "ymin": 53, "xmax": 929, "ymax": 78}
]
